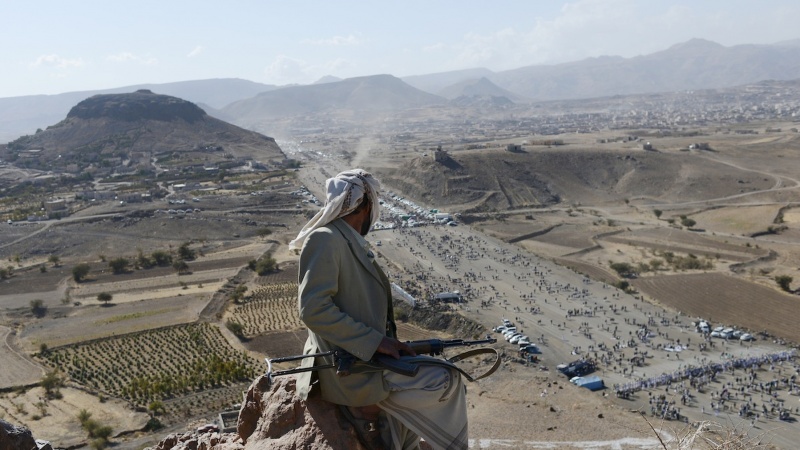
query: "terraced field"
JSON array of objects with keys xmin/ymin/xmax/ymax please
[
  {"xmin": 37, "ymin": 322, "xmax": 264, "ymax": 414},
  {"xmin": 632, "ymin": 273, "xmax": 800, "ymax": 342},
  {"xmin": 227, "ymin": 282, "xmax": 302, "ymax": 337}
]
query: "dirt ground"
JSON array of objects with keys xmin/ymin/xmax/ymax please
[
  {"xmin": 0, "ymin": 386, "xmax": 149, "ymax": 447},
  {"xmin": 4, "ymin": 126, "xmax": 800, "ymax": 449}
]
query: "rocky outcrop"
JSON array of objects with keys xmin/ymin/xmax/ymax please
[
  {"xmin": 237, "ymin": 375, "xmax": 370, "ymax": 449},
  {"xmin": 150, "ymin": 375, "xmax": 401, "ymax": 450},
  {"xmin": 0, "ymin": 420, "xmax": 37, "ymax": 450},
  {"xmin": 146, "ymin": 431, "xmax": 243, "ymax": 450}
]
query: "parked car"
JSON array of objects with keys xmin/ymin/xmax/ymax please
[
  {"xmin": 520, "ymin": 344, "xmax": 539, "ymax": 354},
  {"xmin": 509, "ymin": 335, "xmax": 526, "ymax": 344},
  {"xmin": 740, "ymin": 333, "xmax": 755, "ymax": 341},
  {"xmin": 502, "ymin": 327, "xmax": 517, "ymax": 337},
  {"xmin": 494, "ymin": 325, "xmax": 507, "ymax": 333},
  {"xmin": 517, "ymin": 337, "xmax": 531, "ymax": 346},
  {"xmin": 557, "ymin": 360, "xmax": 595, "ymax": 378},
  {"xmin": 505, "ymin": 332, "xmax": 523, "ymax": 342}
]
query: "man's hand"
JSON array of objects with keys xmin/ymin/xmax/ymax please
[{"xmin": 376, "ymin": 336, "xmax": 417, "ymax": 359}]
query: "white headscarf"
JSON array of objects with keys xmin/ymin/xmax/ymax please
[{"xmin": 289, "ymin": 168, "xmax": 381, "ymax": 250}]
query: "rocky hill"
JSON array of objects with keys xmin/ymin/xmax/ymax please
[
  {"xmin": 1, "ymin": 90, "xmax": 284, "ymax": 173},
  {"xmin": 376, "ymin": 147, "xmax": 775, "ymax": 212}
]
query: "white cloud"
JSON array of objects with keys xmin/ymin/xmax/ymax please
[
  {"xmin": 301, "ymin": 34, "xmax": 363, "ymax": 46},
  {"xmin": 264, "ymin": 55, "xmax": 313, "ymax": 84},
  {"xmin": 30, "ymin": 54, "xmax": 85, "ymax": 69},
  {"xmin": 187, "ymin": 45, "xmax": 205, "ymax": 58},
  {"xmin": 264, "ymin": 55, "xmax": 356, "ymax": 84},
  {"xmin": 106, "ymin": 52, "xmax": 158, "ymax": 65},
  {"xmin": 422, "ymin": 43, "xmax": 445, "ymax": 53}
]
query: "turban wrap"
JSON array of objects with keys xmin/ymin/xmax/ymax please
[{"xmin": 288, "ymin": 168, "xmax": 381, "ymax": 251}]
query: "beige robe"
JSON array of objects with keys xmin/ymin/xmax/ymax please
[{"xmin": 296, "ymin": 218, "xmax": 395, "ymax": 406}]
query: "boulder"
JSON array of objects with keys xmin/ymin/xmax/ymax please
[
  {"xmin": 0, "ymin": 420, "xmax": 37, "ymax": 450},
  {"xmin": 238, "ymin": 375, "xmax": 370, "ymax": 450},
  {"xmin": 150, "ymin": 374, "xmax": 434, "ymax": 450}
]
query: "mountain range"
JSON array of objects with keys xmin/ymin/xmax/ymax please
[{"xmin": 1, "ymin": 38, "xmax": 800, "ymax": 143}]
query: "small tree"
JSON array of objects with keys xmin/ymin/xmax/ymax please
[
  {"xmin": 173, "ymin": 259, "xmax": 190, "ymax": 275},
  {"xmin": 226, "ymin": 320, "xmax": 245, "ymax": 339},
  {"xmin": 681, "ymin": 217, "xmax": 696, "ymax": 228},
  {"xmin": 610, "ymin": 262, "xmax": 635, "ymax": 278},
  {"xmin": 137, "ymin": 249, "xmax": 154, "ymax": 269},
  {"xmin": 108, "ymin": 257, "xmax": 129, "ymax": 274},
  {"xmin": 41, "ymin": 370, "xmax": 63, "ymax": 399},
  {"xmin": 147, "ymin": 400, "xmax": 165, "ymax": 417},
  {"xmin": 151, "ymin": 250, "xmax": 172, "ymax": 266},
  {"xmin": 30, "ymin": 299, "xmax": 47, "ymax": 317},
  {"xmin": 178, "ymin": 242, "xmax": 196, "ymax": 261},
  {"xmin": 252, "ymin": 252, "xmax": 278, "ymax": 275},
  {"xmin": 72, "ymin": 263, "xmax": 91, "ymax": 282},
  {"xmin": 97, "ymin": 292, "xmax": 113, "ymax": 305},
  {"xmin": 775, "ymin": 275, "xmax": 793, "ymax": 292},
  {"xmin": 654, "ymin": 209, "xmax": 662, "ymax": 219},
  {"xmin": 48, "ymin": 254, "xmax": 61, "ymax": 267}
]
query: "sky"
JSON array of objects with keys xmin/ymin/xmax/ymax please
[{"xmin": 2, "ymin": 0, "xmax": 799, "ymax": 98}]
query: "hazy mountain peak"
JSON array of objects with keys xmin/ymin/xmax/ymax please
[
  {"xmin": 667, "ymin": 38, "xmax": 724, "ymax": 52},
  {"xmin": 313, "ymin": 75, "xmax": 343, "ymax": 84}
]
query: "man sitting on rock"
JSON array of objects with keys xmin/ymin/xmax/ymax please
[{"xmin": 289, "ymin": 169, "xmax": 468, "ymax": 450}]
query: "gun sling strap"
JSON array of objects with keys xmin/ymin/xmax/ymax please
[{"xmin": 354, "ymin": 347, "xmax": 501, "ymax": 382}]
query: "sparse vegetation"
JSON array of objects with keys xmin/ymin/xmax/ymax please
[
  {"xmin": 30, "ymin": 299, "xmax": 47, "ymax": 317},
  {"xmin": 72, "ymin": 263, "xmax": 91, "ymax": 282},
  {"xmin": 108, "ymin": 257, "xmax": 129, "ymax": 274},
  {"xmin": 97, "ymin": 292, "xmax": 113, "ymax": 305},
  {"xmin": 248, "ymin": 251, "xmax": 278, "ymax": 275},
  {"xmin": 172, "ymin": 259, "xmax": 190, "ymax": 275},
  {"xmin": 177, "ymin": 242, "xmax": 196, "ymax": 261},
  {"xmin": 41, "ymin": 370, "xmax": 64, "ymax": 399},
  {"xmin": 775, "ymin": 275, "xmax": 793, "ymax": 292},
  {"xmin": 609, "ymin": 261, "xmax": 635, "ymax": 277}
]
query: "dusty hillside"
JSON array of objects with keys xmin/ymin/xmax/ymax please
[
  {"xmin": 377, "ymin": 147, "xmax": 773, "ymax": 212},
  {"xmin": 3, "ymin": 90, "xmax": 284, "ymax": 172}
]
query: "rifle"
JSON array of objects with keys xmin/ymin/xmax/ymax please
[{"xmin": 266, "ymin": 337, "xmax": 499, "ymax": 385}]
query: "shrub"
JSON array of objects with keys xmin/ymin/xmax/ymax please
[
  {"xmin": 226, "ymin": 320, "xmax": 245, "ymax": 339},
  {"xmin": 610, "ymin": 262, "xmax": 635, "ymax": 277},
  {"xmin": 72, "ymin": 263, "xmax": 91, "ymax": 282},
  {"xmin": 775, "ymin": 275, "xmax": 793, "ymax": 292},
  {"xmin": 173, "ymin": 260, "xmax": 190, "ymax": 275},
  {"xmin": 178, "ymin": 242, "xmax": 196, "ymax": 261},
  {"xmin": 251, "ymin": 252, "xmax": 278, "ymax": 275},
  {"xmin": 97, "ymin": 292, "xmax": 113, "ymax": 305},
  {"xmin": 30, "ymin": 299, "xmax": 47, "ymax": 317},
  {"xmin": 151, "ymin": 250, "xmax": 172, "ymax": 266},
  {"xmin": 108, "ymin": 257, "xmax": 129, "ymax": 274}
]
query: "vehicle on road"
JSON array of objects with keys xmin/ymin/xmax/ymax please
[
  {"xmin": 557, "ymin": 360, "xmax": 595, "ymax": 378},
  {"xmin": 509, "ymin": 335, "xmax": 526, "ymax": 344}
]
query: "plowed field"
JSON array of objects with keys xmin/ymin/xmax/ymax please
[{"xmin": 632, "ymin": 273, "xmax": 800, "ymax": 342}]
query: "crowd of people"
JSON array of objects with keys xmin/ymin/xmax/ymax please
[{"xmin": 371, "ymin": 217, "xmax": 799, "ymax": 428}]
